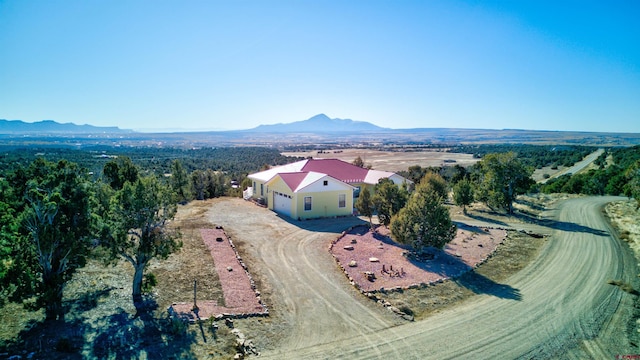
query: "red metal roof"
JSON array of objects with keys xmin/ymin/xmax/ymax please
[
  {"xmin": 277, "ymin": 172, "xmax": 310, "ymax": 192},
  {"xmin": 301, "ymin": 159, "xmax": 368, "ymax": 183}
]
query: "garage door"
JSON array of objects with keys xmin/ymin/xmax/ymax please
[{"xmin": 273, "ymin": 192, "xmax": 292, "ymax": 218}]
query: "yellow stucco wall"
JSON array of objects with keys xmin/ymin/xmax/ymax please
[{"xmin": 293, "ymin": 189, "xmax": 353, "ymax": 220}]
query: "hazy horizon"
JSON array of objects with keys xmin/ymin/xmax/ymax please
[{"xmin": 1, "ymin": 1, "xmax": 639, "ymax": 133}]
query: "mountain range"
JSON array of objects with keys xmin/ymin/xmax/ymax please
[
  {"xmin": 0, "ymin": 119, "xmax": 131, "ymax": 134},
  {"xmin": 248, "ymin": 114, "xmax": 386, "ymax": 132}
]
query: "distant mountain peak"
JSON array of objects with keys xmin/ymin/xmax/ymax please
[
  {"xmin": 0, "ymin": 119, "xmax": 132, "ymax": 134},
  {"xmin": 249, "ymin": 114, "xmax": 386, "ymax": 133}
]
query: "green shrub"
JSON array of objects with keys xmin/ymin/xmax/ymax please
[{"xmin": 142, "ymin": 273, "xmax": 157, "ymax": 293}]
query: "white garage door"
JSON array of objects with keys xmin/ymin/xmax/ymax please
[{"xmin": 273, "ymin": 192, "xmax": 292, "ymax": 218}]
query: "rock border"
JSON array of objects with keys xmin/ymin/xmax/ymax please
[
  {"xmin": 169, "ymin": 226, "xmax": 268, "ymax": 323},
  {"xmin": 329, "ymin": 225, "xmax": 521, "ymax": 320}
]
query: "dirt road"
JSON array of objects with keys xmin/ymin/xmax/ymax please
[
  {"xmin": 209, "ymin": 197, "xmax": 635, "ymax": 358},
  {"xmin": 205, "ymin": 200, "xmax": 404, "ymax": 352},
  {"xmin": 539, "ymin": 148, "xmax": 604, "ymax": 184}
]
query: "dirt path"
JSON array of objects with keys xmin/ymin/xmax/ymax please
[
  {"xmin": 204, "ymin": 200, "xmax": 405, "ymax": 353},
  {"xmin": 245, "ymin": 196, "xmax": 635, "ymax": 359}
]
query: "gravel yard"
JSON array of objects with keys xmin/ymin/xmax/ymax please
[{"xmin": 331, "ymin": 226, "xmax": 506, "ymax": 292}]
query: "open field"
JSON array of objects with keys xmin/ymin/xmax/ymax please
[{"xmin": 282, "ymin": 148, "xmax": 479, "ymax": 172}]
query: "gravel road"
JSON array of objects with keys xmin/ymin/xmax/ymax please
[
  {"xmin": 209, "ymin": 197, "xmax": 636, "ymax": 359},
  {"xmin": 540, "ymin": 148, "xmax": 605, "ymax": 184}
]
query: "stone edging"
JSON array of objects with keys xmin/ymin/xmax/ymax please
[
  {"xmin": 328, "ymin": 225, "xmax": 531, "ymax": 320},
  {"xmin": 223, "ymin": 226, "xmax": 270, "ymax": 319}
]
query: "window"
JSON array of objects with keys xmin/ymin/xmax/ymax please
[
  {"xmin": 338, "ymin": 194, "xmax": 346, "ymax": 208},
  {"xmin": 260, "ymin": 183, "xmax": 264, "ymax": 196},
  {"xmin": 304, "ymin": 196, "xmax": 312, "ymax": 211},
  {"xmin": 323, "ymin": 180, "xmax": 328, "ymax": 186}
]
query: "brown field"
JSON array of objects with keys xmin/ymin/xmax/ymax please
[{"xmin": 282, "ymin": 148, "xmax": 479, "ymax": 172}]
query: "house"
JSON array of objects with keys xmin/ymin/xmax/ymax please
[{"xmin": 245, "ymin": 159, "xmax": 410, "ymax": 220}]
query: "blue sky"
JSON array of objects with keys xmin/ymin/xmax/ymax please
[{"xmin": 1, "ymin": 1, "xmax": 638, "ymax": 132}]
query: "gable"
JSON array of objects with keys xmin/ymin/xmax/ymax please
[{"xmin": 297, "ymin": 174, "xmax": 354, "ymax": 193}]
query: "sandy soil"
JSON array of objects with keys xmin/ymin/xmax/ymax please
[
  {"xmin": 331, "ymin": 226, "xmax": 505, "ymax": 292},
  {"xmin": 282, "ymin": 148, "xmax": 479, "ymax": 172}
]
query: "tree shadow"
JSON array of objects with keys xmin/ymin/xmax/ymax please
[
  {"xmin": 465, "ymin": 211, "xmax": 509, "ymax": 227},
  {"xmin": 407, "ymin": 249, "xmax": 522, "ymax": 301},
  {"xmin": 91, "ymin": 298, "xmax": 197, "ymax": 359},
  {"xmin": 511, "ymin": 211, "xmax": 609, "ymax": 236},
  {"xmin": 67, "ymin": 287, "xmax": 115, "ymax": 313},
  {"xmin": 454, "ymin": 271, "xmax": 522, "ymax": 301},
  {"xmin": 0, "ymin": 286, "xmax": 118, "ymax": 359},
  {"xmin": 465, "ymin": 208, "xmax": 609, "ymax": 237},
  {"xmin": 0, "ymin": 317, "xmax": 87, "ymax": 359},
  {"xmin": 514, "ymin": 198, "xmax": 546, "ymax": 211}
]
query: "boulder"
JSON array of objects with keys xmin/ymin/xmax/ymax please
[{"xmin": 348, "ymin": 260, "xmax": 357, "ymax": 267}]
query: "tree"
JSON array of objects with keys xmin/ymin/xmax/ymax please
[
  {"xmin": 102, "ymin": 175, "xmax": 182, "ymax": 307},
  {"xmin": 474, "ymin": 152, "xmax": 534, "ymax": 214},
  {"xmin": 372, "ymin": 178, "xmax": 408, "ymax": 227},
  {"xmin": 191, "ymin": 169, "xmax": 207, "ymax": 200},
  {"xmin": 355, "ymin": 187, "xmax": 375, "ymax": 227},
  {"xmin": 390, "ymin": 181, "xmax": 456, "ymax": 252},
  {"xmin": 0, "ymin": 178, "xmax": 21, "ymax": 304},
  {"xmin": 205, "ymin": 169, "xmax": 226, "ymax": 198},
  {"xmin": 170, "ymin": 159, "xmax": 191, "ymax": 203},
  {"xmin": 103, "ymin": 156, "xmax": 139, "ymax": 190},
  {"xmin": 420, "ymin": 172, "xmax": 449, "ymax": 201},
  {"xmin": 18, "ymin": 159, "xmax": 94, "ymax": 320},
  {"xmin": 352, "ymin": 156, "xmax": 365, "ymax": 168},
  {"xmin": 404, "ymin": 165, "xmax": 427, "ymax": 184},
  {"xmin": 453, "ymin": 179, "xmax": 474, "ymax": 213},
  {"xmin": 624, "ymin": 160, "xmax": 640, "ymax": 209}
]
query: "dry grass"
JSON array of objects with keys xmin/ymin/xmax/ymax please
[
  {"xmin": 282, "ymin": 148, "xmax": 479, "ymax": 172},
  {"xmin": 0, "ymin": 199, "xmax": 243, "ymax": 359},
  {"xmin": 606, "ymin": 200, "xmax": 640, "ymax": 256}
]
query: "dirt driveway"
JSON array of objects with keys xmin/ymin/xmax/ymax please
[
  {"xmin": 208, "ymin": 197, "xmax": 636, "ymax": 359},
  {"xmin": 204, "ymin": 199, "xmax": 404, "ymax": 353}
]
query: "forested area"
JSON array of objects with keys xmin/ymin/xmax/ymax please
[
  {"xmin": 1, "ymin": 143, "xmax": 638, "ymax": 340},
  {"xmin": 0, "ymin": 146, "xmax": 302, "ymax": 322},
  {"xmin": 449, "ymin": 144, "xmax": 595, "ymax": 169},
  {"xmin": 0, "ymin": 146, "xmax": 301, "ymax": 181},
  {"xmin": 536, "ymin": 145, "xmax": 640, "ymax": 198}
]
